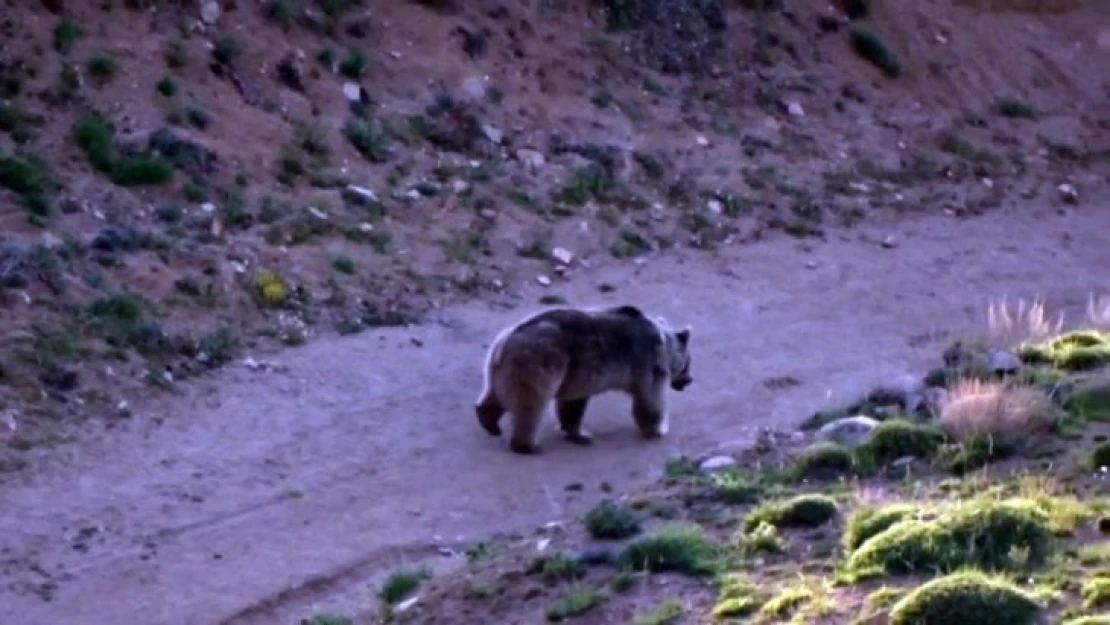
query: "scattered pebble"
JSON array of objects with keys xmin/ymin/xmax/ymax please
[
  {"xmin": 551, "ymin": 247, "xmax": 574, "ymax": 265},
  {"xmin": 1058, "ymin": 183, "xmax": 1079, "ymax": 204},
  {"xmin": 698, "ymin": 455, "xmax": 737, "ymax": 472},
  {"xmin": 536, "ymin": 275, "xmax": 552, "ymax": 286}
]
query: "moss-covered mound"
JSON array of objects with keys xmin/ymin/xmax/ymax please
[
  {"xmin": 888, "ymin": 571, "xmax": 1041, "ymax": 625},
  {"xmin": 1018, "ymin": 331, "xmax": 1110, "ymax": 371},
  {"xmin": 862, "ymin": 419, "xmax": 946, "ymax": 464},
  {"xmin": 843, "ymin": 503, "xmax": 923, "ymax": 552},
  {"xmin": 845, "ymin": 499, "xmax": 1052, "ymax": 578},
  {"xmin": 619, "ymin": 525, "xmax": 722, "ymax": 576},
  {"xmin": 743, "ymin": 494, "xmax": 839, "ymax": 532},
  {"xmin": 790, "ymin": 442, "xmax": 857, "ymax": 481}
]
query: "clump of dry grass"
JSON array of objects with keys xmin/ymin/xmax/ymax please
[
  {"xmin": 939, "ymin": 378, "xmax": 1057, "ymax": 444},
  {"xmin": 1087, "ymin": 293, "xmax": 1110, "ymax": 329},
  {"xmin": 986, "ymin": 296, "xmax": 1064, "ymax": 348}
]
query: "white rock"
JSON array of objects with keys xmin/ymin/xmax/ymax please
[
  {"xmin": 451, "ymin": 180, "xmax": 470, "ymax": 194},
  {"xmin": 1058, "ymin": 183, "xmax": 1079, "ymax": 204},
  {"xmin": 695, "ymin": 135, "xmax": 710, "ymax": 147},
  {"xmin": 706, "ymin": 199, "xmax": 723, "ymax": 214},
  {"xmin": 516, "ymin": 149, "xmax": 546, "ymax": 169},
  {"xmin": 342, "ymin": 82, "xmax": 361, "ymax": 103},
  {"xmin": 536, "ymin": 275, "xmax": 552, "ymax": 286},
  {"xmin": 342, "ymin": 184, "xmax": 379, "ymax": 206},
  {"xmin": 200, "ymin": 1, "xmax": 220, "ymax": 24},
  {"xmin": 308, "ymin": 207, "xmax": 328, "ymax": 220},
  {"xmin": 698, "ymin": 455, "xmax": 737, "ymax": 472},
  {"xmin": 817, "ymin": 415, "xmax": 879, "ymax": 448},
  {"xmin": 481, "ymin": 124, "xmax": 503, "ymax": 145},
  {"xmin": 785, "ymin": 100, "xmax": 805, "ymax": 116},
  {"xmin": 200, "ymin": 202, "xmax": 216, "ymax": 213},
  {"xmin": 461, "ymin": 76, "xmax": 486, "ymax": 100},
  {"xmin": 551, "ymin": 247, "xmax": 574, "ymax": 265}
]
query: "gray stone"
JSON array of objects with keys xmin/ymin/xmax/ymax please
[
  {"xmin": 200, "ymin": 1, "xmax": 220, "ymax": 24},
  {"xmin": 342, "ymin": 82, "xmax": 361, "ymax": 103},
  {"xmin": 481, "ymin": 123, "xmax": 503, "ymax": 145},
  {"xmin": 516, "ymin": 149, "xmax": 546, "ymax": 169},
  {"xmin": 698, "ymin": 455, "xmax": 737, "ymax": 472},
  {"xmin": 342, "ymin": 184, "xmax": 380, "ymax": 207},
  {"xmin": 868, "ymin": 374, "xmax": 925, "ymax": 409},
  {"xmin": 988, "ymin": 350, "xmax": 1022, "ymax": 374},
  {"xmin": 817, "ymin": 415, "xmax": 879, "ymax": 448}
]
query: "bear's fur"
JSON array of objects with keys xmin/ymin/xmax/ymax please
[{"xmin": 474, "ymin": 304, "xmax": 693, "ymax": 455}]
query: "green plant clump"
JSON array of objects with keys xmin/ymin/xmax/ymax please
[
  {"xmin": 845, "ymin": 499, "xmax": 1052, "ymax": 579},
  {"xmin": 378, "ymin": 568, "xmax": 429, "ymax": 605},
  {"xmin": 888, "ymin": 571, "xmax": 1041, "ymax": 625},
  {"xmin": 843, "ymin": 503, "xmax": 922, "ymax": 552},
  {"xmin": 743, "ymin": 494, "xmax": 839, "ymax": 532},
  {"xmin": 619, "ymin": 525, "xmax": 721, "ymax": 576},
  {"xmin": 1018, "ymin": 331, "xmax": 1110, "ymax": 372},
  {"xmin": 849, "ymin": 27, "xmax": 902, "ymax": 78},
  {"xmin": 790, "ymin": 442, "xmax": 857, "ymax": 481},
  {"xmin": 862, "ymin": 419, "xmax": 945, "ymax": 464},
  {"xmin": 1084, "ymin": 576, "xmax": 1110, "ymax": 609},
  {"xmin": 583, "ymin": 500, "xmax": 642, "ymax": 540},
  {"xmin": 547, "ymin": 586, "xmax": 606, "ymax": 622}
]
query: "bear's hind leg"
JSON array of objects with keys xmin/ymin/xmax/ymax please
[
  {"xmin": 508, "ymin": 402, "xmax": 546, "ymax": 455},
  {"xmin": 556, "ymin": 398, "xmax": 593, "ymax": 445},
  {"xmin": 475, "ymin": 391, "xmax": 505, "ymax": 436}
]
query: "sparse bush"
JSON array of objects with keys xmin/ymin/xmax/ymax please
[
  {"xmin": 73, "ymin": 116, "xmax": 173, "ymax": 186},
  {"xmin": 344, "ymin": 119, "xmax": 391, "ymax": 163},
  {"xmin": 547, "ymin": 585, "xmax": 606, "ymax": 622},
  {"xmin": 862, "ymin": 420, "xmax": 945, "ymax": 464},
  {"xmin": 790, "ymin": 442, "xmax": 857, "ymax": 481},
  {"xmin": 711, "ymin": 469, "xmax": 763, "ymax": 503},
  {"xmin": 583, "ymin": 501, "xmax": 642, "ymax": 540},
  {"xmin": 997, "ymin": 98, "xmax": 1038, "ymax": 119},
  {"xmin": 713, "ymin": 574, "xmax": 762, "ymax": 619},
  {"xmin": 185, "ymin": 105, "xmax": 211, "ymax": 130},
  {"xmin": 1018, "ymin": 331, "xmax": 1110, "ymax": 371},
  {"xmin": 1064, "ymin": 376, "xmax": 1110, "ymax": 424},
  {"xmin": 156, "ymin": 77, "xmax": 178, "ymax": 97},
  {"xmin": 331, "ymin": 255, "xmax": 356, "ymax": 275},
  {"xmin": 619, "ymin": 525, "xmax": 721, "ymax": 576},
  {"xmin": 888, "ymin": 571, "xmax": 1040, "ymax": 625},
  {"xmin": 843, "ymin": 503, "xmax": 922, "ymax": 552},
  {"xmin": 1083, "ymin": 577, "xmax": 1110, "ymax": 609},
  {"xmin": 849, "ymin": 27, "xmax": 902, "ymax": 78},
  {"xmin": 632, "ymin": 598, "xmax": 683, "ymax": 625},
  {"xmin": 212, "ymin": 37, "xmax": 243, "ymax": 66},
  {"xmin": 736, "ymin": 521, "xmax": 785, "ymax": 556},
  {"xmin": 0, "ymin": 153, "xmax": 58, "ymax": 216},
  {"xmin": 742, "ymin": 494, "xmax": 838, "ymax": 532},
  {"xmin": 378, "ymin": 568, "xmax": 429, "ymax": 604},
  {"xmin": 73, "ymin": 116, "xmax": 116, "ymax": 173},
  {"xmin": 530, "ymin": 553, "xmax": 586, "ymax": 585},
  {"xmin": 1091, "ymin": 442, "xmax": 1110, "ymax": 471},
  {"xmin": 110, "ymin": 155, "xmax": 174, "ymax": 187},
  {"xmin": 940, "ymin": 379, "xmax": 1057, "ymax": 445},
  {"xmin": 845, "ymin": 499, "xmax": 1052, "ymax": 579},
  {"xmin": 940, "ymin": 437, "xmax": 1017, "ymax": 475},
  {"xmin": 86, "ymin": 53, "xmax": 118, "ymax": 83},
  {"xmin": 53, "ymin": 20, "xmax": 82, "ymax": 55},
  {"xmin": 338, "ymin": 50, "xmax": 370, "ymax": 79},
  {"xmin": 254, "ymin": 269, "xmax": 288, "ymax": 306}
]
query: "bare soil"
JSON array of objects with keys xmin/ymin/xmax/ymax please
[
  {"xmin": 2, "ymin": 203, "xmax": 1109, "ymax": 625},
  {"xmin": 1, "ymin": 0, "xmax": 1109, "ymax": 623}
]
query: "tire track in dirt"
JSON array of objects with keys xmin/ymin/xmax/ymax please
[{"xmin": 1, "ymin": 204, "xmax": 1107, "ymax": 625}]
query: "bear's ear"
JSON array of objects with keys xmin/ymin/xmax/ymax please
[{"xmin": 676, "ymin": 327, "xmax": 691, "ymax": 346}]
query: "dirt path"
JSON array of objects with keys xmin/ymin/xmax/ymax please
[{"xmin": 1, "ymin": 204, "xmax": 1106, "ymax": 625}]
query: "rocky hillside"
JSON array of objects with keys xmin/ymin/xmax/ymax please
[{"xmin": 0, "ymin": 0, "xmax": 1107, "ymax": 459}]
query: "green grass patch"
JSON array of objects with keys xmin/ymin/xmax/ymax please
[
  {"xmin": 888, "ymin": 570, "xmax": 1041, "ymax": 625},
  {"xmin": 996, "ymin": 98, "xmax": 1038, "ymax": 119},
  {"xmin": 1083, "ymin": 577, "xmax": 1110, "ymax": 609},
  {"xmin": 378, "ymin": 568, "xmax": 430, "ymax": 605},
  {"xmin": 583, "ymin": 500, "xmax": 642, "ymax": 540},
  {"xmin": 742, "ymin": 494, "xmax": 839, "ymax": 532},
  {"xmin": 1064, "ymin": 378, "xmax": 1110, "ymax": 424},
  {"xmin": 1018, "ymin": 332, "xmax": 1110, "ymax": 372},
  {"xmin": 844, "ymin": 499, "xmax": 1052, "ymax": 580},
  {"xmin": 849, "ymin": 27, "xmax": 902, "ymax": 78},
  {"xmin": 843, "ymin": 503, "xmax": 923, "ymax": 552},
  {"xmin": 712, "ymin": 574, "xmax": 763, "ymax": 619},
  {"xmin": 619, "ymin": 525, "xmax": 722, "ymax": 576},
  {"xmin": 0, "ymin": 153, "xmax": 58, "ymax": 217},
  {"xmin": 790, "ymin": 442, "xmax": 858, "ymax": 481},
  {"xmin": 547, "ymin": 585, "xmax": 606, "ymax": 622},
  {"xmin": 860, "ymin": 420, "xmax": 945, "ymax": 465},
  {"xmin": 73, "ymin": 116, "xmax": 174, "ymax": 186},
  {"xmin": 710, "ymin": 469, "xmax": 764, "ymax": 504},
  {"xmin": 631, "ymin": 598, "xmax": 684, "ymax": 625}
]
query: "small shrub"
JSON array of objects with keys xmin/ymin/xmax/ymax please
[
  {"xmin": 711, "ymin": 469, "xmax": 763, "ymax": 504},
  {"xmin": 863, "ymin": 420, "xmax": 945, "ymax": 464},
  {"xmin": 86, "ymin": 54, "xmax": 118, "ymax": 82},
  {"xmin": 1018, "ymin": 331, "xmax": 1110, "ymax": 371},
  {"xmin": 338, "ymin": 50, "xmax": 370, "ymax": 79},
  {"xmin": 843, "ymin": 503, "xmax": 922, "ymax": 552},
  {"xmin": 1063, "ymin": 377, "xmax": 1110, "ymax": 424},
  {"xmin": 547, "ymin": 585, "xmax": 606, "ymax": 622},
  {"xmin": 530, "ymin": 553, "xmax": 586, "ymax": 585},
  {"xmin": 742, "ymin": 494, "xmax": 838, "ymax": 532},
  {"xmin": 73, "ymin": 116, "xmax": 116, "ymax": 173},
  {"xmin": 713, "ymin": 574, "xmax": 762, "ymax": 619},
  {"xmin": 1084, "ymin": 577, "xmax": 1110, "ymax": 609},
  {"xmin": 736, "ymin": 521, "xmax": 784, "ymax": 556},
  {"xmin": 331, "ymin": 255, "xmax": 356, "ymax": 275},
  {"xmin": 583, "ymin": 501, "xmax": 642, "ymax": 540},
  {"xmin": 997, "ymin": 98, "xmax": 1038, "ymax": 119},
  {"xmin": 156, "ymin": 77, "xmax": 178, "ymax": 97},
  {"xmin": 1091, "ymin": 442, "xmax": 1110, "ymax": 470},
  {"xmin": 53, "ymin": 20, "xmax": 82, "ymax": 55},
  {"xmin": 378, "ymin": 568, "xmax": 429, "ymax": 604},
  {"xmin": 110, "ymin": 156, "xmax": 174, "ymax": 187},
  {"xmin": 845, "ymin": 499, "xmax": 1052, "ymax": 579},
  {"xmin": 791, "ymin": 442, "xmax": 857, "ymax": 481},
  {"xmin": 849, "ymin": 27, "xmax": 902, "ymax": 78},
  {"xmin": 888, "ymin": 571, "xmax": 1040, "ymax": 625},
  {"xmin": 619, "ymin": 525, "xmax": 721, "ymax": 576},
  {"xmin": 632, "ymin": 599, "xmax": 684, "ymax": 625},
  {"xmin": 0, "ymin": 154, "xmax": 57, "ymax": 215},
  {"xmin": 254, "ymin": 269, "xmax": 288, "ymax": 306},
  {"xmin": 344, "ymin": 119, "xmax": 391, "ymax": 163},
  {"xmin": 212, "ymin": 37, "xmax": 243, "ymax": 66},
  {"xmin": 939, "ymin": 437, "xmax": 1017, "ymax": 475},
  {"xmin": 185, "ymin": 105, "xmax": 211, "ymax": 130},
  {"xmin": 940, "ymin": 379, "xmax": 1057, "ymax": 445}
]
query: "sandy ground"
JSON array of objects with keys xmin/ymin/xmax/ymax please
[{"xmin": 1, "ymin": 203, "xmax": 1108, "ymax": 625}]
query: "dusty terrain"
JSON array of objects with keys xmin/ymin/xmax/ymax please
[{"xmin": 0, "ymin": 0, "xmax": 1108, "ymax": 623}]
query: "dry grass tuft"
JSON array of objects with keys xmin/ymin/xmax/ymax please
[
  {"xmin": 939, "ymin": 378, "xmax": 1057, "ymax": 443},
  {"xmin": 986, "ymin": 296, "xmax": 1063, "ymax": 347},
  {"xmin": 1087, "ymin": 293, "xmax": 1110, "ymax": 329}
]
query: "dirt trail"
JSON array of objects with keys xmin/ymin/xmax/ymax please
[{"xmin": 1, "ymin": 204, "xmax": 1107, "ymax": 625}]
